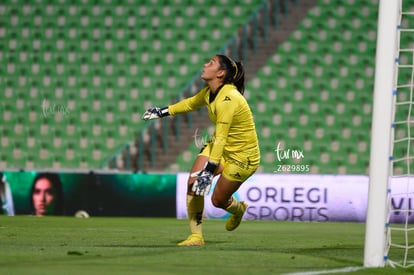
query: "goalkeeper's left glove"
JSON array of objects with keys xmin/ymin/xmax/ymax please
[
  {"xmin": 142, "ymin": 107, "xmax": 169, "ymax": 121},
  {"xmin": 192, "ymin": 161, "xmax": 218, "ymax": 196}
]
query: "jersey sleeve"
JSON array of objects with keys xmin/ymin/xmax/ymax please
[
  {"xmin": 209, "ymin": 95, "xmax": 237, "ymax": 163},
  {"xmin": 168, "ymin": 86, "xmax": 208, "ymax": 116}
]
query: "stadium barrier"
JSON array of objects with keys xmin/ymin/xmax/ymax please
[
  {"xmin": 3, "ymin": 170, "xmax": 413, "ymax": 222},
  {"xmin": 177, "ymin": 173, "xmax": 414, "ymax": 223},
  {"xmin": 1, "ymin": 171, "xmax": 176, "ymax": 217}
]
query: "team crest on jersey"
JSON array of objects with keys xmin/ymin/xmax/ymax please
[{"xmin": 223, "ymin": 96, "xmax": 231, "ymax": 101}]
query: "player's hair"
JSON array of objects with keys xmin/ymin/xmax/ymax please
[
  {"xmin": 30, "ymin": 172, "xmax": 64, "ymax": 215},
  {"xmin": 217, "ymin": 54, "xmax": 245, "ymax": 95}
]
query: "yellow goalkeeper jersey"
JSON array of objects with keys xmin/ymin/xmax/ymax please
[{"xmin": 168, "ymin": 84, "xmax": 260, "ymax": 166}]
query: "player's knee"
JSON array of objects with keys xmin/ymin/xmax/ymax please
[{"xmin": 211, "ymin": 196, "xmax": 227, "ymax": 209}]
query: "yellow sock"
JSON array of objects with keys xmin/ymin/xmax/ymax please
[
  {"xmin": 226, "ymin": 196, "xmax": 241, "ymax": 215},
  {"xmin": 187, "ymin": 195, "xmax": 204, "ymax": 235},
  {"xmin": 225, "ymin": 196, "xmax": 247, "ymax": 231}
]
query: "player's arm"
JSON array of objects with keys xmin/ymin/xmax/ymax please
[
  {"xmin": 142, "ymin": 87, "xmax": 208, "ymax": 120},
  {"xmin": 209, "ymin": 95, "xmax": 236, "ymax": 163},
  {"xmin": 168, "ymin": 86, "xmax": 208, "ymax": 116}
]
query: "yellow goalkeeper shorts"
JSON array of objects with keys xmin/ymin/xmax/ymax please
[{"xmin": 198, "ymin": 142, "xmax": 258, "ymax": 183}]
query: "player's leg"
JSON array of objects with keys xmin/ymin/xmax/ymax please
[
  {"xmin": 211, "ymin": 161, "xmax": 257, "ymax": 231},
  {"xmin": 177, "ymin": 154, "xmax": 223, "ymax": 246},
  {"xmin": 211, "ymin": 176, "xmax": 247, "ymax": 231}
]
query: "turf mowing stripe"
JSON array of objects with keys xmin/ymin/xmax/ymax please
[{"xmin": 280, "ymin": 266, "xmax": 365, "ymax": 275}]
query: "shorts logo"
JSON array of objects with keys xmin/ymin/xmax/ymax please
[{"xmin": 230, "ymin": 172, "xmax": 242, "ymax": 179}]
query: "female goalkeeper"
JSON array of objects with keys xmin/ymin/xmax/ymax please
[{"xmin": 142, "ymin": 54, "xmax": 260, "ymax": 246}]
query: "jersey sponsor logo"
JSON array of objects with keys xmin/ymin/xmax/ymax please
[{"xmin": 223, "ymin": 96, "xmax": 231, "ymax": 101}]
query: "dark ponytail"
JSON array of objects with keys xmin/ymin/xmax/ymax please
[
  {"xmin": 233, "ymin": 61, "xmax": 245, "ymax": 95},
  {"xmin": 217, "ymin": 55, "xmax": 245, "ymax": 95}
]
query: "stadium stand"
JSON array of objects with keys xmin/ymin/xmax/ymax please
[
  {"xmin": 0, "ymin": 0, "xmax": 267, "ymax": 170},
  {"xmin": 1, "ymin": 0, "xmax": 392, "ymax": 175}
]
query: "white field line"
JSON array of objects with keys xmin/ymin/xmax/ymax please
[{"xmin": 280, "ymin": 266, "xmax": 365, "ymax": 275}]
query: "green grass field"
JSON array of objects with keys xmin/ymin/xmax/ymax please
[{"xmin": 0, "ymin": 216, "xmax": 413, "ymax": 275}]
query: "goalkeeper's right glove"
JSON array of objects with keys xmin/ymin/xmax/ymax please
[
  {"xmin": 192, "ymin": 161, "xmax": 218, "ymax": 196},
  {"xmin": 142, "ymin": 107, "xmax": 169, "ymax": 121}
]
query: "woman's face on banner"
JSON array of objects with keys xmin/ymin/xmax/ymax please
[{"xmin": 32, "ymin": 178, "xmax": 56, "ymax": 216}]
